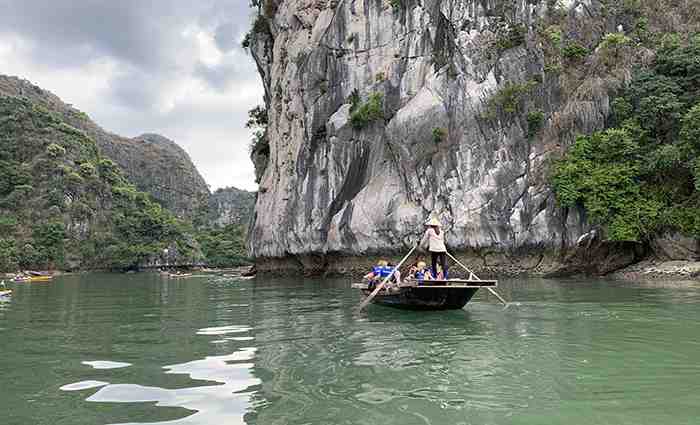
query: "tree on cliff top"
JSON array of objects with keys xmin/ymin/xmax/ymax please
[{"xmin": 246, "ymin": 104, "xmax": 268, "ymax": 154}]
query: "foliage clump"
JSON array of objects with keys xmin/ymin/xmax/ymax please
[
  {"xmin": 561, "ymin": 42, "xmax": 590, "ymax": 61},
  {"xmin": 485, "ymin": 80, "xmax": 539, "ymax": 117},
  {"xmin": 552, "ymin": 38, "xmax": 700, "ymax": 241},
  {"xmin": 246, "ymin": 105, "xmax": 269, "ymax": 154},
  {"xmin": 432, "ymin": 127, "xmax": 447, "ymax": 143},
  {"xmin": 350, "ymin": 92, "xmax": 384, "ymax": 129},
  {"xmin": 599, "ymin": 32, "xmax": 632, "ymax": 66},
  {"xmin": 196, "ymin": 224, "xmax": 250, "ymax": 268},
  {"xmin": 527, "ymin": 111, "xmax": 545, "ymax": 138},
  {"xmin": 496, "ymin": 24, "xmax": 527, "ymax": 51}
]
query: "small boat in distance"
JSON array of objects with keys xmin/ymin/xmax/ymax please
[
  {"xmin": 168, "ymin": 273, "xmax": 193, "ymax": 279},
  {"xmin": 12, "ymin": 271, "xmax": 53, "ymax": 283},
  {"xmin": 352, "ymin": 279, "xmax": 498, "ymax": 310},
  {"xmin": 28, "ymin": 275, "xmax": 52, "ymax": 282},
  {"xmin": 0, "ymin": 281, "xmax": 11, "ymax": 298}
]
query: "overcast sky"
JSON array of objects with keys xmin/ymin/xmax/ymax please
[{"xmin": 0, "ymin": 0, "xmax": 263, "ymax": 191}]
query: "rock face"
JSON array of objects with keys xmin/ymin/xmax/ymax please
[
  {"xmin": 651, "ymin": 233, "xmax": 700, "ymax": 262},
  {"xmin": 127, "ymin": 133, "xmax": 210, "ymax": 219},
  {"xmin": 0, "ymin": 76, "xmax": 210, "ymax": 219},
  {"xmin": 208, "ymin": 187, "xmax": 256, "ymax": 227},
  {"xmin": 247, "ymin": 0, "xmax": 648, "ymax": 274}
]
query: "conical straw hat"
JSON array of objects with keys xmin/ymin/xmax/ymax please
[{"xmin": 424, "ymin": 217, "xmax": 442, "ymax": 227}]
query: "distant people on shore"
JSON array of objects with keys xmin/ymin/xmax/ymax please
[{"xmin": 420, "ymin": 217, "xmax": 448, "ymax": 280}]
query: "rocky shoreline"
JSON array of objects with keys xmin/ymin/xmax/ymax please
[
  {"xmin": 252, "ymin": 249, "xmax": 700, "ymax": 281},
  {"xmin": 613, "ymin": 261, "xmax": 700, "ymax": 281}
]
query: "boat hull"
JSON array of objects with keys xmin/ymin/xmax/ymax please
[
  {"xmin": 359, "ymin": 286, "xmax": 479, "ymax": 311},
  {"xmin": 29, "ymin": 276, "xmax": 52, "ymax": 282}
]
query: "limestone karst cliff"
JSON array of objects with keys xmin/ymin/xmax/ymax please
[
  {"xmin": 246, "ymin": 0, "xmax": 700, "ymax": 274},
  {"xmin": 0, "ymin": 76, "xmax": 210, "ymax": 220},
  {"xmin": 208, "ymin": 187, "xmax": 256, "ymax": 228}
]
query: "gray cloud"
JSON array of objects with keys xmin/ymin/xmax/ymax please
[
  {"xmin": 108, "ymin": 70, "xmax": 167, "ymax": 110},
  {"xmin": 214, "ymin": 21, "xmax": 242, "ymax": 52},
  {"xmin": 0, "ymin": 0, "xmax": 263, "ymax": 190}
]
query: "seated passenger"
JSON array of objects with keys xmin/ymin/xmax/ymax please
[{"xmin": 364, "ymin": 260, "xmax": 388, "ymax": 290}]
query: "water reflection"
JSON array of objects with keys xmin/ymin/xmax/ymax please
[
  {"xmin": 83, "ymin": 361, "xmax": 132, "ymax": 370},
  {"xmin": 63, "ymin": 341, "xmax": 260, "ymax": 424},
  {"xmin": 61, "ymin": 380, "xmax": 110, "ymax": 391}
]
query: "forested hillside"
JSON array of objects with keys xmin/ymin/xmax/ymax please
[
  {"xmin": 0, "ymin": 76, "xmax": 210, "ymax": 220},
  {"xmin": 0, "ymin": 96, "xmax": 199, "ymax": 271}
]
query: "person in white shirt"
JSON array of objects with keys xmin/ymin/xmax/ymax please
[{"xmin": 420, "ymin": 217, "xmax": 448, "ymax": 280}]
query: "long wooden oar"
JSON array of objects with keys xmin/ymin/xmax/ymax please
[
  {"xmin": 445, "ymin": 251, "xmax": 508, "ymax": 307},
  {"xmin": 358, "ymin": 245, "xmax": 417, "ymax": 311}
]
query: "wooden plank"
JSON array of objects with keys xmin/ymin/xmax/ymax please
[
  {"xmin": 422, "ymin": 279, "xmax": 497, "ymax": 285},
  {"xmin": 412, "ymin": 285, "xmax": 493, "ymax": 289}
]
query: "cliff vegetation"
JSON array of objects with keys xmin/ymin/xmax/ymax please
[{"xmin": 553, "ymin": 35, "xmax": 700, "ymax": 243}]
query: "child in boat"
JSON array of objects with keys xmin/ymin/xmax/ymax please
[{"xmin": 414, "ymin": 261, "xmax": 434, "ymax": 283}]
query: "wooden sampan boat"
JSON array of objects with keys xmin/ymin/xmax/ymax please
[{"xmin": 351, "ymin": 279, "xmax": 498, "ymax": 311}]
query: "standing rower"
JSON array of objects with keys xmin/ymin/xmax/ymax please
[{"xmin": 420, "ymin": 217, "xmax": 448, "ymax": 280}]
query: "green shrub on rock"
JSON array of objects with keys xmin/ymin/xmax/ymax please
[
  {"xmin": 350, "ymin": 92, "xmax": 384, "ymax": 129},
  {"xmin": 527, "ymin": 111, "xmax": 545, "ymax": 138},
  {"xmin": 562, "ymin": 42, "xmax": 590, "ymax": 61},
  {"xmin": 432, "ymin": 127, "xmax": 447, "ymax": 143}
]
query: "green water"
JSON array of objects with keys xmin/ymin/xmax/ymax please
[{"xmin": 1, "ymin": 274, "xmax": 699, "ymax": 425}]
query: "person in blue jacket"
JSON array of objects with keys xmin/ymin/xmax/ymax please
[{"xmin": 364, "ymin": 260, "xmax": 401, "ymax": 290}]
